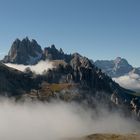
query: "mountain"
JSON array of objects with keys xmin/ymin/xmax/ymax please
[
  {"xmin": 2, "ymin": 38, "xmax": 72, "ymax": 65},
  {"xmin": 95, "ymin": 57, "xmax": 140, "ymax": 91},
  {"xmin": 94, "ymin": 57, "xmax": 134, "ymax": 77},
  {"xmin": 1, "ymin": 52, "xmax": 133, "ymax": 102},
  {"xmin": 2, "ymin": 37, "xmax": 43, "ymax": 65},
  {"xmin": 1, "ymin": 37, "xmax": 140, "ymax": 118}
]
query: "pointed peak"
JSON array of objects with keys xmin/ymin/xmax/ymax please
[
  {"xmin": 72, "ymin": 52, "xmax": 81, "ymax": 57},
  {"xmin": 51, "ymin": 44, "xmax": 56, "ymax": 49},
  {"xmin": 22, "ymin": 36, "xmax": 30, "ymax": 42},
  {"xmin": 114, "ymin": 57, "xmax": 129, "ymax": 64},
  {"xmin": 31, "ymin": 39, "xmax": 38, "ymax": 44},
  {"xmin": 115, "ymin": 57, "xmax": 122, "ymax": 61},
  {"xmin": 25, "ymin": 36, "xmax": 29, "ymax": 40},
  {"xmin": 59, "ymin": 48, "xmax": 64, "ymax": 54},
  {"xmin": 15, "ymin": 38, "xmax": 20, "ymax": 41},
  {"xmin": 114, "ymin": 57, "xmax": 126, "ymax": 64},
  {"xmin": 13, "ymin": 38, "xmax": 21, "ymax": 43}
]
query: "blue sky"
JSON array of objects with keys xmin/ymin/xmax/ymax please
[{"xmin": 0, "ymin": 0, "xmax": 140, "ymax": 66}]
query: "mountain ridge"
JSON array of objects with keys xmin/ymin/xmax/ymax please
[
  {"xmin": 1, "ymin": 37, "xmax": 140, "ymax": 118},
  {"xmin": 94, "ymin": 57, "xmax": 136, "ymax": 77}
]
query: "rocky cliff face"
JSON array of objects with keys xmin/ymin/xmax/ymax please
[
  {"xmin": 2, "ymin": 37, "xmax": 43, "ymax": 65},
  {"xmin": 43, "ymin": 44, "xmax": 72, "ymax": 62}
]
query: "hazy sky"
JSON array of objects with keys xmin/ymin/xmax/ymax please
[{"xmin": 0, "ymin": 0, "xmax": 140, "ymax": 66}]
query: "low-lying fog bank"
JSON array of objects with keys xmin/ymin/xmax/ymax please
[{"xmin": 0, "ymin": 98, "xmax": 139, "ymax": 140}]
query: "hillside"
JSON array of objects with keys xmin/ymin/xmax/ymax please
[{"xmin": 0, "ymin": 62, "xmax": 39, "ymax": 96}]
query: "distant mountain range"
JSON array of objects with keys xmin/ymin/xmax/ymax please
[
  {"xmin": 1, "ymin": 37, "xmax": 140, "ymax": 118},
  {"xmin": 94, "ymin": 57, "xmax": 140, "ymax": 91},
  {"xmin": 95, "ymin": 57, "xmax": 140, "ymax": 78}
]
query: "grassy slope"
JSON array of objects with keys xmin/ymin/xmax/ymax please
[{"xmin": 22, "ymin": 83, "xmax": 80, "ymax": 101}]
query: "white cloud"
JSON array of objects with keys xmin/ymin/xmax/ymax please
[
  {"xmin": 5, "ymin": 60, "xmax": 54, "ymax": 74},
  {"xmin": 113, "ymin": 73, "xmax": 140, "ymax": 91},
  {"xmin": 0, "ymin": 99, "xmax": 139, "ymax": 140}
]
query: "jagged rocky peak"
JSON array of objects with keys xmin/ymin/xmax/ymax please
[
  {"xmin": 113, "ymin": 57, "xmax": 133, "ymax": 72},
  {"xmin": 70, "ymin": 53, "xmax": 93, "ymax": 69},
  {"xmin": 3, "ymin": 37, "xmax": 43, "ymax": 65},
  {"xmin": 114, "ymin": 57, "xmax": 122, "ymax": 63},
  {"xmin": 44, "ymin": 44, "xmax": 60, "ymax": 60},
  {"xmin": 43, "ymin": 44, "xmax": 71, "ymax": 62},
  {"xmin": 114, "ymin": 57, "xmax": 132, "ymax": 68}
]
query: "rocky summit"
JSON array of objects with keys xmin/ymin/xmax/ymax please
[{"xmin": 2, "ymin": 37, "xmax": 43, "ymax": 65}]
